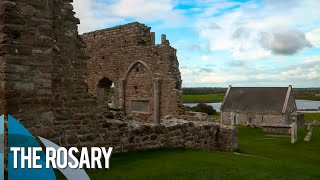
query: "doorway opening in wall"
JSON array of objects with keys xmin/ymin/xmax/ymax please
[{"xmin": 97, "ymin": 77, "xmax": 115, "ymax": 107}]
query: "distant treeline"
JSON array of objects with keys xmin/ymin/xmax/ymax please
[
  {"xmin": 293, "ymin": 88, "xmax": 320, "ymax": 93},
  {"xmin": 182, "ymin": 87, "xmax": 320, "ymax": 95}
]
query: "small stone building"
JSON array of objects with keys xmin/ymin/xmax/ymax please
[
  {"xmin": 82, "ymin": 22, "xmax": 183, "ymax": 123},
  {"xmin": 220, "ymin": 86, "xmax": 299, "ymax": 128}
]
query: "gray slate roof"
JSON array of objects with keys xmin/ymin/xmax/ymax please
[{"xmin": 221, "ymin": 87, "xmax": 289, "ymax": 113}]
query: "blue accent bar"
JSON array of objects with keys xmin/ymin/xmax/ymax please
[
  {"xmin": 8, "ymin": 115, "xmax": 56, "ymax": 180},
  {"xmin": 0, "ymin": 115, "xmax": 4, "ymax": 180}
]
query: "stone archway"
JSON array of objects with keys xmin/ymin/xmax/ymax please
[
  {"xmin": 97, "ymin": 77, "xmax": 114, "ymax": 107},
  {"xmin": 120, "ymin": 61, "xmax": 161, "ymax": 123}
]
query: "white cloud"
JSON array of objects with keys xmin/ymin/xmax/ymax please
[
  {"xmin": 306, "ymin": 71, "xmax": 319, "ymax": 79},
  {"xmin": 72, "ymin": 0, "xmax": 185, "ymax": 34},
  {"xmin": 72, "ymin": 0, "xmax": 123, "ymax": 33},
  {"xmin": 72, "ymin": 0, "xmax": 320, "ymax": 87},
  {"xmin": 307, "ymin": 28, "xmax": 320, "ymax": 47},
  {"xmin": 304, "ymin": 56, "xmax": 320, "ymax": 63},
  {"xmin": 201, "ymin": 55, "xmax": 210, "ymax": 61},
  {"xmin": 195, "ymin": 0, "xmax": 320, "ymax": 59},
  {"xmin": 110, "ymin": 0, "xmax": 184, "ymax": 22},
  {"xmin": 181, "ymin": 66, "xmax": 247, "ymax": 86},
  {"xmin": 259, "ymin": 28, "xmax": 312, "ymax": 55},
  {"xmin": 181, "ymin": 55, "xmax": 320, "ymax": 87}
]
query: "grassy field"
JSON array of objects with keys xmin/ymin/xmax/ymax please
[
  {"xmin": 182, "ymin": 94, "xmax": 225, "ymax": 103},
  {"xmin": 296, "ymin": 93, "xmax": 320, "ymax": 101},
  {"xmin": 304, "ymin": 113, "xmax": 320, "ymax": 122},
  {"xmin": 57, "ymin": 126, "xmax": 320, "ymax": 179},
  {"xmin": 182, "ymin": 93, "xmax": 320, "ymax": 103},
  {"xmin": 208, "ymin": 113, "xmax": 220, "ymax": 120}
]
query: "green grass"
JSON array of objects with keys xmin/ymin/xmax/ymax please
[
  {"xmin": 57, "ymin": 127, "xmax": 320, "ymax": 179},
  {"xmin": 208, "ymin": 112, "xmax": 220, "ymax": 120},
  {"xmin": 304, "ymin": 113, "xmax": 320, "ymax": 122},
  {"xmin": 296, "ymin": 93, "xmax": 320, "ymax": 101},
  {"xmin": 182, "ymin": 94, "xmax": 225, "ymax": 103},
  {"xmin": 182, "ymin": 93, "xmax": 320, "ymax": 103}
]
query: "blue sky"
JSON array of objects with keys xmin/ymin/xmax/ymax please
[{"xmin": 73, "ymin": 0, "xmax": 320, "ymax": 88}]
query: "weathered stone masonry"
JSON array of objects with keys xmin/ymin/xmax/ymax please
[
  {"xmin": 0, "ymin": 0, "xmax": 103, "ymax": 140},
  {"xmin": 0, "ymin": 0, "xmax": 237, "ymax": 158},
  {"xmin": 75, "ymin": 119, "xmax": 237, "ymax": 153},
  {"xmin": 82, "ymin": 22, "xmax": 182, "ymax": 123}
]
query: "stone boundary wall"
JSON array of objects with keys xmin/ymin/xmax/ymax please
[{"xmin": 63, "ymin": 119, "xmax": 238, "ymax": 152}]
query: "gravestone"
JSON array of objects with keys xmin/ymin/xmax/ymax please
[
  {"xmin": 304, "ymin": 128, "xmax": 313, "ymax": 142},
  {"xmin": 291, "ymin": 114, "xmax": 298, "ymax": 144},
  {"xmin": 304, "ymin": 120, "xmax": 316, "ymax": 142}
]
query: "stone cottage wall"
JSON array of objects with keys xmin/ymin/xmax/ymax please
[
  {"xmin": 82, "ymin": 23, "xmax": 183, "ymax": 123},
  {"xmin": 284, "ymin": 91, "xmax": 297, "ymax": 123},
  {"xmin": 221, "ymin": 111, "xmax": 283, "ymax": 126}
]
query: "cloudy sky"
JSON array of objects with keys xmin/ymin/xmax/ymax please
[{"xmin": 73, "ymin": 0, "xmax": 320, "ymax": 88}]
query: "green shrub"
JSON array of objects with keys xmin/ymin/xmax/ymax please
[{"xmin": 191, "ymin": 103, "xmax": 216, "ymax": 115}]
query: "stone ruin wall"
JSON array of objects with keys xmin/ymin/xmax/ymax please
[
  {"xmin": 98, "ymin": 119, "xmax": 237, "ymax": 153},
  {"xmin": 81, "ymin": 23, "xmax": 183, "ymax": 123},
  {"xmin": 0, "ymin": 0, "xmax": 237, "ymax": 156},
  {"xmin": 0, "ymin": 0, "xmax": 109, "ymax": 155}
]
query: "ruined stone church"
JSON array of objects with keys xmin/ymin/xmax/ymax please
[
  {"xmin": 82, "ymin": 22, "xmax": 182, "ymax": 123},
  {"xmin": 0, "ymin": 0, "xmax": 237, "ymax": 155}
]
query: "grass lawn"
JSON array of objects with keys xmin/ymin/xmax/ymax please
[
  {"xmin": 182, "ymin": 93, "xmax": 320, "ymax": 103},
  {"xmin": 296, "ymin": 93, "xmax": 320, "ymax": 101},
  {"xmin": 304, "ymin": 113, "xmax": 320, "ymax": 122},
  {"xmin": 182, "ymin": 94, "xmax": 225, "ymax": 103},
  {"xmin": 208, "ymin": 112, "xmax": 220, "ymax": 120},
  {"xmin": 57, "ymin": 126, "xmax": 320, "ymax": 179}
]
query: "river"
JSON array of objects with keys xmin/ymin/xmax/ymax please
[{"xmin": 184, "ymin": 100, "xmax": 320, "ymax": 112}]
